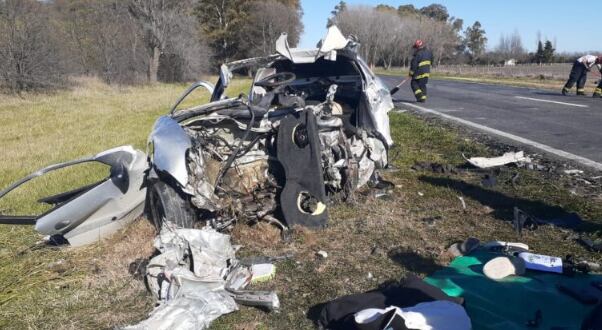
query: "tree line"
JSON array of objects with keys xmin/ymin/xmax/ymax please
[
  {"xmin": 0, "ymin": 0, "xmax": 302, "ymax": 93},
  {"xmin": 331, "ymin": 2, "xmax": 488, "ymax": 68},
  {"xmin": 331, "ymin": 2, "xmax": 592, "ymax": 69}
]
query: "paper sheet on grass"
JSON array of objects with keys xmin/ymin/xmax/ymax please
[{"xmin": 464, "ymin": 151, "xmax": 531, "ymax": 169}]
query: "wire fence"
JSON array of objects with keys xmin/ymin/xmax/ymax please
[
  {"xmin": 426, "ymin": 63, "xmax": 600, "ymax": 85},
  {"xmin": 434, "ymin": 63, "xmax": 573, "ymax": 80}
]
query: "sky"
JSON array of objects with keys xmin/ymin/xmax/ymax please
[{"xmin": 299, "ymin": 0, "xmax": 599, "ymax": 53}]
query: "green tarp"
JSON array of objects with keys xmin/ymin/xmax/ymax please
[{"xmin": 425, "ymin": 251, "xmax": 602, "ymax": 329}]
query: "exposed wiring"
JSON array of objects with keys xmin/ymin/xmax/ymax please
[{"xmin": 213, "ymin": 103, "xmax": 256, "ymax": 192}]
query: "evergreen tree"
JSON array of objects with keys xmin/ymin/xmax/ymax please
[
  {"xmin": 327, "ymin": 1, "xmax": 346, "ymax": 27},
  {"xmin": 542, "ymin": 40, "xmax": 555, "ymax": 63},
  {"xmin": 533, "ymin": 41, "xmax": 544, "ymax": 64},
  {"xmin": 464, "ymin": 21, "xmax": 487, "ymax": 64}
]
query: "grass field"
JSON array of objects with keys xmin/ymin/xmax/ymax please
[
  {"xmin": 1, "ymin": 79, "xmax": 601, "ymax": 329},
  {"xmin": 373, "ymin": 66, "xmax": 575, "ymax": 91}
]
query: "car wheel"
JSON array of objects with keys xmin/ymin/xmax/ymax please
[{"xmin": 148, "ymin": 180, "xmax": 196, "ymax": 230}]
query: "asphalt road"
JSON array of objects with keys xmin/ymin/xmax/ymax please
[{"xmin": 379, "ymin": 75, "xmax": 602, "ymax": 170}]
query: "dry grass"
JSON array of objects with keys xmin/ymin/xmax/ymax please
[
  {"xmin": 1, "ymin": 81, "xmax": 601, "ymax": 329},
  {"xmin": 374, "ymin": 67, "xmax": 578, "ymax": 91},
  {"xmin": 0, "ymin": 77, "xmax": 251, "ymax": 329}
]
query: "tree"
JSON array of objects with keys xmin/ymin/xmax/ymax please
[
  {"xmin": 195, "ymin": 0, "xmax": 248, "ymax": 64},
  {"xmin": 451, "ymin": 17, "xmax": 463, "ymax": 33},
  {"xmin": 542, "ymin": 40, "xmax": 555, "ymax": 63},
  {"xmin": 0, "ymin": 0, "xmax": 66, "ymax": 92},
  {"xmin": 464, "ymin": 21, "xmax": 487, "ymax": 63},
  {"xmin": 495, "ymin": 30, "xmax": 524, "ymax": 60},
  {"xmin": 336, "ymin": 5, "xmax": 461, "ymax": 68},
  {"xmin": 397, "ymin": 4, "xmax": 419, "ymax": 17},
  {"xmin": 375, "ymin": 4, "xmax": 395, "ymax": 13},
  {"xmin": 243, "ymin": 0, "xmax": 303, "ymax": 57},
  {"xmin": 419, "ymin": 4, "xmax": 449, "ymax": 22},
  {"xmin": 128, "ymin": 0, "xmax": 199, "ymax": 83},
  {"xmin": 327, "ymin": 1, "xmax": 346, "ymax": 27},
  {"xmin": 534, "ymin": 40, "xmax": 544, "ymax": 64}
]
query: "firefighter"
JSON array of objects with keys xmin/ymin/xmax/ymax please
[
  {"xmin": 409, "ymin": 39, "xmax": 433, "ymax": 102},
  {"xmin": 562, "ymin": 55, "xmax": 601, "ymax": 96}
]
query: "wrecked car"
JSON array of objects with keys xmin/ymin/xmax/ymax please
[
  {"xmin": 146, "ymin": 26, "xmax": 394, "ymax": 232},
  {"xmin": 0, "ymin": 26, "xmax": 393, "ymax": 246}
]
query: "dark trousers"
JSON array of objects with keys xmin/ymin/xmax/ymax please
[
  {"xmin": 595, "ymin": 79, "xmax": 602, "ymax": 96},
  {"xmin": 411, "ymin": 78, "xmax": 428, "ymax": 101},
  {"xmin": 564, "ymin": 61, "xmax": 587, "ymax": 94}
]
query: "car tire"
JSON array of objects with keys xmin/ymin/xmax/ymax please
[{"xmin": 148, "ymin": 180, "xmax": 196, "ymax": 230}]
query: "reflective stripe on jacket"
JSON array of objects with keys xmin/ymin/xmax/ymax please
[{"xmin": 410, "ymin": 48, "xmax": 433, "ymax": 80}]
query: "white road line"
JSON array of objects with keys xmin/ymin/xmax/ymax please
[
  {"xmin": 400, "ymin": 102, "xmax": 602, "ymax": 171},
  {"xmin": 515, "ymin": 96, "xmax": 588, "ymax": 108}
]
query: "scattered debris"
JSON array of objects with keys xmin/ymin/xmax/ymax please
[
  {"xmin": 576, "ymin": 236, "xmax": 602, "ymax": 252},
  {"xmin": 564, "ymin": 169, "xmax": 584, "ymax": 175},
  {"xmin": 480, "ymin": 174, "xmax": 497, "ymax": 187},
  {"xmin": 0, "ymin": 146, "xmax": 147, "ymax": 247},
  {"xmin": 510, "ymin": 172, "xmax": 520, "ymax": 188},
  {"xmin": 513, "ymin": 207, "xmax": 539, "ymax": 235},
  {"xmin": 421, "ymin": 216, "xmax": 443, "ymax": 226},
  {"xmin": 483, "ymin": 256, "xmax": 526, "ymax": 280},
  {"xmin": 464, "ymin": 151, "xmax": 531, "ymax": 169},
  {"xmin": 418, "ymin": 192, "xmax": 424, "ymax": 197},
  {"xmin": 447, "ymin": 238, "xmax": 480, "ymax": 257},
  {"xmin": 128, "ymin": 258, "xmax": 149, "ymax": 281},
  {"xmin": 518, "ymin": 252, "xmax": 563, "ymax": 274},
  {"xmin": 123, "ymin": 225, "xmax": 279, "ymax": 330},
  {"xmin": 250, "ymin": 264, "xmax": 276, "ymax": 284},
  {"xmin": 412, "ymin": 161, "xmax": 457, "ymax": 174},
  {"xmin": 457, "ymin": 196, "xmax": 467, "ymax": 210},
  {"xmin": 370, "ymin": 246, "xmax": 385, "ymax": 256},
  {"xmin": 483, "ymin": 241, "xmax": 529, "ymax": 253},
  {"xmin": 513, "ymin": 207, "xmax": 583, "ymax": 235},
  {"xmin": 316, "ymin": 250, "xmax": 328, "ymax": 259}
]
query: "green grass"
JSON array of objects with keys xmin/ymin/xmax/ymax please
[
  {"xmin": 0, "ymin": 77, "xmax": 252, "ymax": 329},
  {"xmin": 0, "ymin": 80, "xmax": 600, "ymax": 329}
]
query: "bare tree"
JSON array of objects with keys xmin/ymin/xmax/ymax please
[
  {"xmin": 243, "ymin": 0, "xmax": 303, "ymax": 57},
  {"xmin": 336, "ymin": 5, "xmax": 460, "ymax": 68},
  {"xmin": 128, "ymin": 0, "xmax": 199, "ymax": 83},
  {"xmin": 0, "ymin": 0, "xmax": 66, "ymax": 92}
]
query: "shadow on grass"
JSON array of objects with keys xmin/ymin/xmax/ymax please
[
  {"xmin": 387, "ymin": 247, "xmax": 442, "ymax": 275},
  {"xmin": 419, "ymin": 175, "xmax": 602, "ymax": 232}
]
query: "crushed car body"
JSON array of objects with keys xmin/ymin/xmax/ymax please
[
  {"xmin": 146, "ymin": 26, "xmax": 394, "ymax": 231},
  {"xmin": 0, "ymin": 146, "xmax": 147, "ymax": 246}
]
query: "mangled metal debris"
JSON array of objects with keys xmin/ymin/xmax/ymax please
[
  {"xmin": 464, "ymin": 151, "xmax": 531, "ymax": 169},
  {"xmin": 0, "ymin": 146, "xmax": 147, "ymax": 247},
  {"xmin": 513, "ymin": 207, "xmax": 583, "ymax": 235},
  {"xmin": 123, "ymin": 225, "xmax": 279, "ymax": 330},
  {"xmin": 146, "ymin": 25, "xmax": 393, "ymax": 233},
  {"xmin": 0, "ymin": 26, "xmax": 393, "ymax": 246}
]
